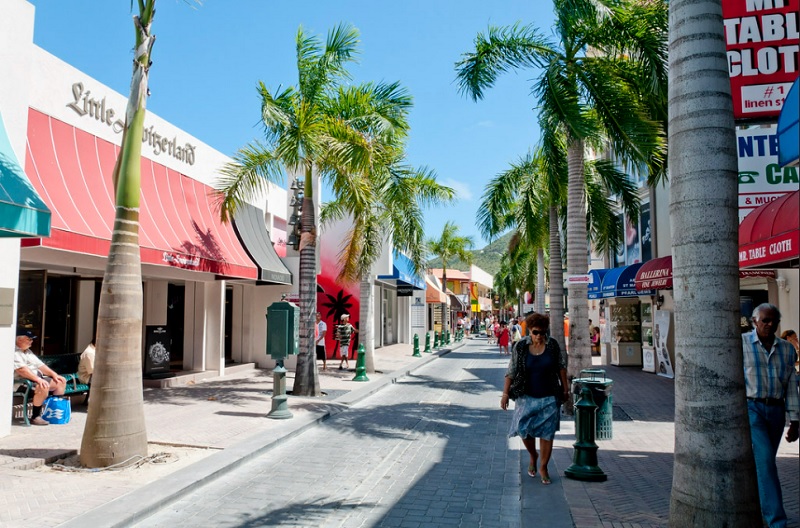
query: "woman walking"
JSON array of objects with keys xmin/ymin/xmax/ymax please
[{"xmin": 500, "ymin": 312, "xmax": 569, "ymax": 484}]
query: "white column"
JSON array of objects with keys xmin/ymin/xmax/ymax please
[
  {"xmin": 204, "ymin": 281, "xmax": 225, "ymax": 376},
  {"xmin": 0, "ymin": 241, "xmax": 21, "ymax": 437}
]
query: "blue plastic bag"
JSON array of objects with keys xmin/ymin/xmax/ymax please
[{"xmin": 41, "ymin": 396, "xmax": 71, "ymax": 424}]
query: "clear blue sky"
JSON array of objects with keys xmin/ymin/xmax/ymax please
[{"xmin": 28, "ymin": 0, "xmax": 555, "ymax": 247}]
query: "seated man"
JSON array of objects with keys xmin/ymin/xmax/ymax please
[
  {"xmin": 13, "ymin": 330, "xmax": 67, "ymax": 426},
  {"xmin": 78, "ymin": 338, "xmax": 95, "ymax": 385}
]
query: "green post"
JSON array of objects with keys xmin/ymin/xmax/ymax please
[
  {"xmin": 267, "ymin": 360, "xmax": 293, "ymax": 419},
  {"xmin": 446, "ymin": 330, "xmax": 450, "ymax": 345},
  {"xmin": 352, "ymin": 344, "xmax": 369, "ymax": 382},
  {"xmin": 413, "ymin": 333, "xmax": 421, "ymax": 357},
  {"xmin": 424, "ymin": 332, "xmax": 431, "ymax": 353},
  {"xmin": 565, "ymin": 386, "xmax": 607, "ymax": 481},
  {"xmin": 433, "ymin": 331, "xmax": 440, "ymax": 349}
]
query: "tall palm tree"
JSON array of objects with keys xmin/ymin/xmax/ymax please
[
  {"xmin": 457, "ymin": 0, "xmax": 667, "ymax": 381},
  {"xmin": 322, "ymin": 147, "xmax": 454, "ymax": 373},
  {"xmin": 80, "ymin": 0, "xmax": 157, "ymax": 467},
  {"xmin": 477, "ymin": 147, "xmax": 639, "ymax": 370},
  {"xmin": 217, "ymin": 24, "xmax": 410, "ymax": 396},
  {"xmin": 427, "ymin": 222, "xmax": 474, "ymax": 335},
  {"xmin": 667, "ymin": 1, "xmax": 760, "ymax": 524}
]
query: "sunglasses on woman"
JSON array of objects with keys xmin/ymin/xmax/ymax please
[{"xmin": 530, "ymin": 330, "xmax": 545, "ymax": 336}]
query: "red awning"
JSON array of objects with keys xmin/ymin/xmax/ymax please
[
  {"xmin": 634, "ymin": 256, "xmax": 673, "ymax": 291},
  {"xmin": 739, "ymin": 190, "xmax": 799, "ymax": 269},
  {"xmin": 22, "ymin": 109, "xmax": 258, "ymax": 279},
  {"xmin": 635, "ymin": 255, "xmax": 778, "ymax": 291},
  {"xmin": 425, "ymin": 277, "xmax": 447, "ymax": 303}
]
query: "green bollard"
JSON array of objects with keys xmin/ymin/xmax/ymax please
[
  {"xmin": 433, "ymin": 331, "xmax": 440, "ymax": 349},
  {"xmin": 352, "ymin": 344, "xmax": 369, "ymax": 382},
  {"xmin": 267, "ymin": 360, "xmax": 293, "ymax": 419},
  {"xmin": 413, "ymin": 333, "xmax": 421, "ymax": 357},
  {"xmin": 565, "ymin": 386, "xmax": 607, "ymax": 481},
  {"xmin": 446, "ymin": 330, "xmax": 450, "ymax": 345},
  {"xmin": 424, "ymin": 332, "xmax": 431, "ymax": 353}
]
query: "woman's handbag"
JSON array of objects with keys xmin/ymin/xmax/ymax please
[{"xmin": 41, "ymin": 396, "xmax": 71, "ymax": 424}]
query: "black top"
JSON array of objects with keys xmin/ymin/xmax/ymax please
[{"xmin": 525, "ymin": 351, "xmax": 557, "ymax": 398}]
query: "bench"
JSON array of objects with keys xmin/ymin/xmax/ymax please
[{"xmin": 13, "ymin": 353, "xmax": 90, "ymax": 426}]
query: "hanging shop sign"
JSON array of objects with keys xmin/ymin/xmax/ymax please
[
  {"xmin": 722, "ymin": 0, "xmax": 800, "ymax": 120},
  {"xmin": 737, "ymin": 124, "xmax": 799, "ymax": 221}
]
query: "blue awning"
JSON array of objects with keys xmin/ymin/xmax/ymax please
[
  {"xmin": 587, "ymin": 269, "xmax": 608, "ymax": 300},
  {"xmin": 0, "ymin": 112, "xmax": 50, "ymax": 237},
  {"xmin": 377, "ymin": 251, "xmax": 425, "ymax": 290},
  {"xmin": 777, "ymin": 77, "xmax": 799, "ymax": 168},
  {"xmin": 601, "ymin": 263, "xmax": 654, "ymax": 298}
]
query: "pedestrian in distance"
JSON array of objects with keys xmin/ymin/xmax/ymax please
[
  {"xmin": 13, "ymin": 329, "xmax": 67, "ymax": 426},
  {"xmin": 315, "ymin": 312, "xmax": 327, "ymax": 372},
  {"xmin": 335, "ymin": 313, "xmax": 357, "ymax": 371},
  {"xmin": 501, "ymin": 312, "xmax": 569, "ymax": 485},
  {"xmin": 511, "ymin": 319, "xmax": 522, "ymax": 346},
  {"xmin": 498, "ymin": 321, "xmax": 510, "ymax": 355},
  {"xmin": 742, "ymin": 303, "xmax": 799, "ymax": 528}
]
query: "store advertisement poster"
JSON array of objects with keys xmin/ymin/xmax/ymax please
[
  {"xmin": 654, "ymin": 310, "xmax": 674, "ymax": 379},
  {"xmin": 722, "ymin": 0, "xmax": 800, "ymax": 120},
  {"xmin": 737, "ymin": 125, "xmax": 800, "ymax": 221}
]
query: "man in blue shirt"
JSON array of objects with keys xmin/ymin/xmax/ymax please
[{"xmin": 742, "ymin": 303, "xmax": 799, "ymax": 528}]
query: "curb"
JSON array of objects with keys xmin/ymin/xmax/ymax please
[{"xmin": 58, "ymin": 343, "xmax": 462, "ymax": 528}]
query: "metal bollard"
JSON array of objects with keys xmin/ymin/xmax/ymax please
[
  {"xmin": 433, "ymin": 331, "xmax": 440, "ymax": 349},
  {"xmin": 564, "ymin": 386, "xmax": 607, "ymax": 481},
  {"xmin": 446, "ymin": 330, "xmax": 450, "ymax": 345},
  {"xmin": 267, "ymin": 360, "xmax": 293, "ymax": 419},
  {"xmin": 413, "ymin": 334, "xmax": 421, "ymax": 357},
  {"xmin": 352, "ymin": 344, "xmax": 369, "ymax": 381},
  {"xmin": 424, "ymin": 332, "xmax": 431, "ymax": 353}
]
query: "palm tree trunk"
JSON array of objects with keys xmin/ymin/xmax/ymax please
[
  {"xmin": 360, "ymin": 270, "xmax": 375, "ymax": 373},
  {"xmin": 565, "ymin": 138, "xmax": 591, "ymax": 382},
  {"xmin": 536, "ymin": 248, "xmax": 546, "ymax": 314},
  {"xmin": 667, "ymin": 1, "xmax": 760, "ymax": 524},
  {"xmin": 293, "ymin": 167, "xmax": 320, "ymax": 396},
  {"xmin": 548, "ymin": 206, "xmax": 565, "ymax": 353},
  {"xmin": 442, "ymin": 269, "xmax": 448, "ymax": 335},
  {"xmin": 80, "ymin": 4, "xmax": 155, "ymax": 468}
]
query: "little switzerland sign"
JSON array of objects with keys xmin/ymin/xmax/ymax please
[
  {"xmin": 722, "ymin": 0, "xmax": 800, "ymax": 120},
  {"xmin": 66, "ymin": 82, "xmax": 197, "ymax": 165}
]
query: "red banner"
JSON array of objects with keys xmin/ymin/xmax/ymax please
[{"xmin": 723, "ymin": 0, "xmax": 800, "ymax": 120}]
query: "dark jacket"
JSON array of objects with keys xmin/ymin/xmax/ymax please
[{"xmin": 506, "ymin": 336, "xmax": 566, "ymax": 400}]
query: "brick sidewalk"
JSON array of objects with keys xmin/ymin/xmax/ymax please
[{"xmin": 553, "ymin": 363, "xmax": 800, "ymax": 528}]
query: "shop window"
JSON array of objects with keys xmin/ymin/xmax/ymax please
[
  {"xmin": 224, "ymin": 286, "xmax": 233, "ymax": 364},
  {"xmin": 167, "ymin": 283, "xmax": 185, "ymax": 369},
  {"xmin": 17, "ymin": 270, "xmax": 46, "ymax": 354}
]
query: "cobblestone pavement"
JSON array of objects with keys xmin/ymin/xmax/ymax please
[{"xmin": 134, "ymin": 342, "xmax": 524, "ymax": 528}]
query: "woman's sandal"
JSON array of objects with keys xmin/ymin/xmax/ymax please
[
  {"xmin": 527, "ymin": 463, "xmax": 536, "ymax": 478},
  {"xmin": 540, "ymin": 473, "xmax": 552, "ymax": 485}
]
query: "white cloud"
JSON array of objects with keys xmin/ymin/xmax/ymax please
[
  {"xmin": 442, "ymin": 178, "xmax": 474, "ymax": 201},
  {"xmin": 467, "ymin": 120, "xmax": 495, "ymax": 130}
]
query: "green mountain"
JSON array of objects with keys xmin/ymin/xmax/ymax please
[{"xmin": 427, "ymin": 231, "xmax": 512, "ymax": 277}]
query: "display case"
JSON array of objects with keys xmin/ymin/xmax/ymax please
[
  {"xmin": 640, "ymin": 302, "xmax": 656, "ymax": 372},
  {"xmin": 609, "ymin": 301, "xmax": 643, "ymax": 366}
]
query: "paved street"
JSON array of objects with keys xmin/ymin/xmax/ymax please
[
  {"xmin": 134, "ymin": 340, "xmax": 524, "ymax": 528},
  {"xmin": 3, "ymin": 337, "xmax": 797, "ymax": 527}
]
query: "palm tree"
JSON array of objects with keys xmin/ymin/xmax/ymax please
[
  {"xmin": 322, "ymin": 149, "xmax": 454, "ymax": 373},
  {"xmin": 477, "ymin": 147, "xmax": 639, "ymax": 369},
  {"xmin": 80, "ymin": 0, "xmax": 157, "ymax": 467},
  {"xmin": 216, "ymin": 24, "xmax": 410, "ymax": 396},
  {"xmin": 427, "ymin": 222, "xmax": 474, "ymax": 335},
  {"xmin": 456, "ymin": 0, "xmax": 667, "ymax": 382},
  {"xmin": 667, "ymin": 1, "xmax": 760, "ymax": 524}
]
